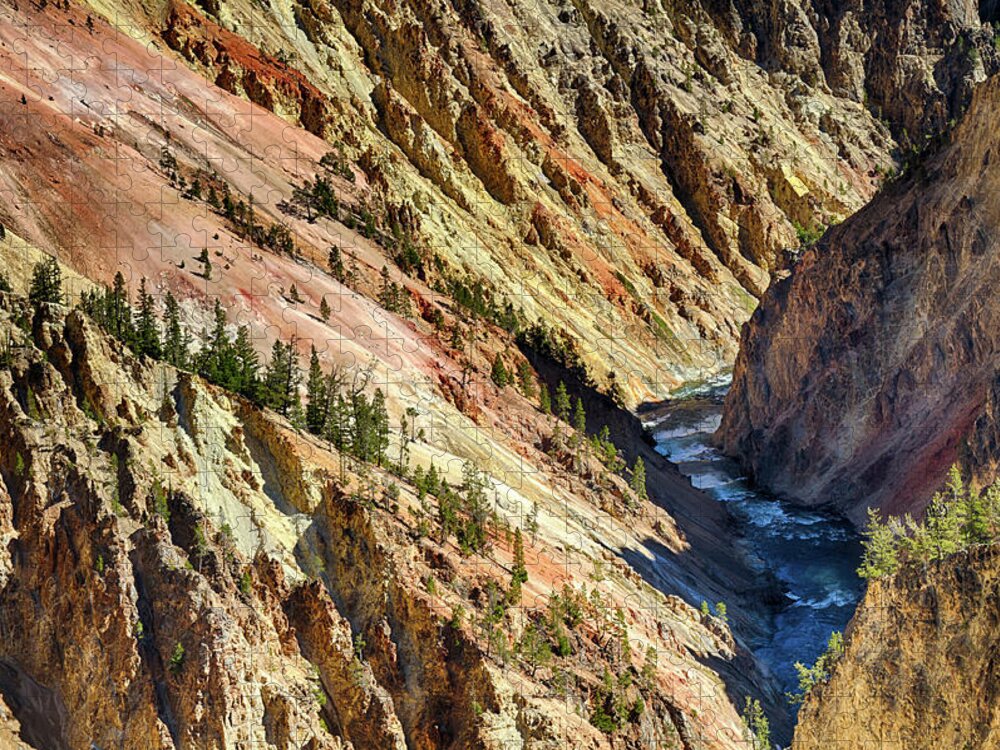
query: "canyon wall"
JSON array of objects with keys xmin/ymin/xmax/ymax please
[
  {"xmin": 794, "ymin": 544, "xmax": 1000, "ymax": 748},
  {"xmin": 3, "ymin": 0, "xmax": 1000, "ymax": 744},
  {"xmin": 718, "ymin": 72, "xmax": 1000, "ymax": 524},
  {"xmin": 2, "ymin": 0, "xmax": 997, "ymax": 404},
  {"xmin": 0, "ymin": 271, "xmax": 781, "ymax": 746}
]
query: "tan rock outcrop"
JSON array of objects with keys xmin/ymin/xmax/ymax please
[
  {"xmin": 4, "ymin": 0, "xmax": 990, "ymax": 406},
  {"xmin": 794, "ymin": 545, "xmax": 1000, "ymax": 748}
]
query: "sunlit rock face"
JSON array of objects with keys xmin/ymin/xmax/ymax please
[
  {"xmin": 2, "ymin": 0, "xmax": 996, "ymax": 403},
  {"xmin": 718, "ymin": 74, "xmax": 1000, "ymax": 525},
  {"xmin": 794, "ymin": 544, "xmax": 1000, "ymax": 749}
]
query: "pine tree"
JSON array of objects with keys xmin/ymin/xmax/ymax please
[
  {"xmin": 109, "ymin": 272, "xmax": 134, "ymax": 345},
  {"xmin": 527, "ymin": 501, "xmax": 539, "ymax": 543},
  {"xmin": 288, "ymin": 284, "xmax": 302, "ymax": 304},
  {"xmin": 221, "ymin": 184, "xmax": 234, "ymax": 219},
  {"xmin": 305, "ymin": 346, "xmax": 328, "ymax": 435},
  {"xmin": 29, "ymin": 256, "xmax": 63, "ymax": 306},
  {"xmin": 857, "ymin": 507, "xmax": 900, "ymax": 579},
  {"xmin": 554, "ymin": 381, "xmax": 571, "ymax": 422},
  {"xmin": 491, "ymin": 354, "xmax": 509, "ymax": 388},
  {"xmin": 197, "ymin": 248, "xmax": 212, "ymax": 280},
  {"xmin": 162, "ymin": 291, "xmax": 188, "ymax": 369},
  {"xmin": 925, "ymin": 491, "xmax": 963, "ymax": 561},
  {"xmin": 371, "ymin": 388, "xmax": 390, "ymax": 467},
  {"xmin": 135, "ymin": 278, "xmax": 161, "ymax": 358},
  {"xmin": 261, "ymin": 339, "xmax": 301, "ymax": 416},
  {"xmin": 288, "ymin": 398, "xmax": 307, "ymax": 430},
  {"xmin": 198, "ymin": 300, "xmax": 239, "ymax": 389},
  {"xmin": 459, "ymin": 461, "xmax": 490, "ymax": 554},
  {"xmin": 741, "ymin": 697, "xmax": 771, "ymax": 750},
  {"xmin": 322, "ymin": 368, "xmax": 346, "ymax": 448},
  {"xmin": 247, "ymin": 193, "xmax": 257, "ymax": 240},
  {"xmin": 378, "ymin": 265, "xmax": 393, "ymax": 309},
  {"xmin": 426, "ymin": 463, "xmax": 441, "ymax": 497},
  {"xmin": 328, "ymin": 246, "xmax": 346, "ymax": 283},
  {"xmin": 292, "ymin": 182, "xmax": 315, "ymax": 222},
  {"xmin": 539, "ymin": 383, "xmax": 551, "ymax": 415},
  {"xmin": 962, "ymin": 483, "xmax": 991, "ymax": 546},
  {"xmin": 377, "ymin": 266, "xmax": 410, "ymax": 315},
  {"xmin": 984, "ymin": 483, "xmax": 1000, "ymax": 538},
  {"xmin": 573, "ymin": 398, "xmax": 587, "ymax": 434},
  {"xmin": 899, "ymin": 513, "xmax": 933, "ymax": 566},
  {"xmin": 517, "ymin": 623, "xmax": 552, "ymax": 677},
  {"xmin": 232, "ymin": 325, "xmax": 260, "ymax": 400},
  {"xmin": 630, "ymin": 457, "xmax": 648, "ymax": 501},
  {"xmin": 329, "ymin": 391, "xmax": 349, "ymax": 454},
  {"xmin": 508, "ymin": 527, "xmax": 528, "ymax": 604},
  {"xmin": 517, "ymin": 361, "xmax": 536, "ymax": 397},
  {"xmin": 319, "ymin": 296, "xmax": 331, "ymax": 322}
]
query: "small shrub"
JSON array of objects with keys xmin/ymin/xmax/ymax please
[{"xmin": 169, "ymin": 642, "xmax": 185, "ymax": 674}]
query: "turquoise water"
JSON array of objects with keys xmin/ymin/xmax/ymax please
[{"xmin": 648, "ymin": 381, "xmax": 864, "ymax": 699}]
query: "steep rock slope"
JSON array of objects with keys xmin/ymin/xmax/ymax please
[
  {"xmin": 1, "ymin": 0, "xmax": 997, "ymax": 403},
  {"xmin": 793, "ymin": 544, "xmax": 1000, "ymax": 748},
  {"xmin": 0, "ymin": 281, "xmax": 781, "ymax": 744},
  {"xmin": 717, "ymin": 72, "xmax": 1000, "ymax": 524}
]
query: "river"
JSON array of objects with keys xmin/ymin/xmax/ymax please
[{"xmin": 645, "ymin": 379, "xmax": 864, "ymax": 702}]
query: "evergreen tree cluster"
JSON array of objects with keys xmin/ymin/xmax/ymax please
[
  {"xmin": 218, "ymin": 186, "xmax": 296, "ymax": 256},
  {"xmin": 28, "ymin": 256, "xmax": 63, "ymax": 306},
  {"xmin": 490, "ymin": 354, "xmax": 509, "ymax": 388},
  {"xmin": 516, "ymin": 322, "xmax": 590, "ymax": 385},
  {"xmin": 787, "ymin": 630, "xmax": 845, "ymax": 705},
  {"xmin": 319, "ymin": 150, "xmax": 355, "ymax": 182},
  {"xmin": 74, "ymin": 269, "xmax": 404, "ymax": 482},
  {"xmin": 412, "ymin": 460, "xmax": 495, "ymax": 555},
  {"xmin": 79, "ymin": 277, "xmax": 295, "ymax": 410},
  {"xmin": 438, "ymin": 271, "xmax": 522, "ymax": 333},
  {"xmin": 292, "ymin": 175, "xmax": 339, "ymax": 223},
  {"xmin": 378, "ymin": 266, "xmax": 412, "ymax": 317},
  {"xmin": 858, "ymin": 465, "xmax": 1000, "ymax": 579},
  {"xmin": 547, "ymin": 380, "xmax": 633, "ymax": 475},
  {"xmin": 162, "ymin": 159, "xmax": 297, "ymax": 257},
  {"xmin": 588, "ymin": 426, "xmax": 624, "ymax": 471},
  {"xmin": 79, "ymin": 274, "xmax": 162, "ymax": 358},
  {"xmin": 302, "ymin": 351, "xmax": 391, "ymax": 468}
]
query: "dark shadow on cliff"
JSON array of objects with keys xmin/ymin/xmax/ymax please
[
  {"xmin": 519, "ymin": 344, "xmax": 795, "ymax": 741},
  {"xmin": 620, "ymin": 536, "xmax": 793, "ymax": 744}
]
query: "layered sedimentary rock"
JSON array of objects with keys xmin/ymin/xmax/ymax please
[
  {"xmin": 718, "ymin": 73, "xmax": 1000, "ymax": 524},
  {"xmin": 3, "ymin": 0, "xmax": 1000, "ymax": 743}
]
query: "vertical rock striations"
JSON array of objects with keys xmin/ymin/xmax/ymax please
[
  {"xmin": 793, "ymin": 545, "xmax": 1000, "ymax": 748},
  {"xmin": 718, "ymin": 73, "xmax": 1000, "ymax": 524}
]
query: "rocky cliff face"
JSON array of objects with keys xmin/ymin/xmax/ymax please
[
  {"xmin": 4, "ymin": 0, "xmax": 1000, "ymax": 744},
  {"xmin": 717, "ymin": 72, "xmax": 1000, "ymax": 524},
  {"xmin": 793, "ymin": 544, "xmax": 1000, "ymax": 748},
  {"xmin": 2, "ymin": 0, "xmax": 997, "ymax": 403},
  {"xmin": 0, "ymin": 282, "xmax": 783, "ymax": 746}
]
